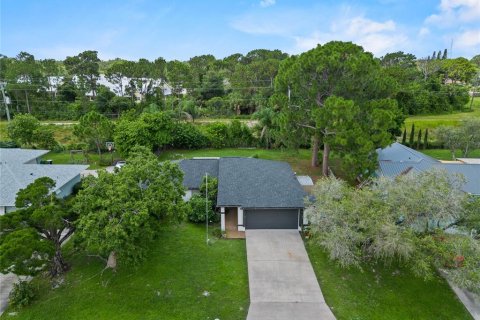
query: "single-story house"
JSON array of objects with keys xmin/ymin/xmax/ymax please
[
  {"xmin": 179, "ymin": 157, "xmax": 306, "ymax": 231},
  {"xmin": 376, "ymin": 142, "xmax": 480, "ymax": 195},
  {"xmin": 0, "ymin": 148, "xmax": 89, "ymax": 214}
]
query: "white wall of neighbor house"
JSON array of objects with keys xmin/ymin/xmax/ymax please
[
  {"xmin": 220, "ymin": 207, "xmax": 225, "ymax": 231},
  {"xmin": 182, "ymin": 190, "xmax": 193, "ymax": 202},
  {"xmin": 0, "ymin": 206, "xmax": 4, "ymax": 215},
  {"xmin": 238, "ymin": 207, "xmax": 245, "ymax": 231}
]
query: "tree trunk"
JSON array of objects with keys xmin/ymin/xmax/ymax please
[
  {"xmin": 311, "ymin": 135, "xmax": 320, "ymax": 167},
  {"xmin": 322, "ymin": 143, "xmax": 330, "ymax": 177},
  {"xmin": 25, "ymin": 90, "xmax": 31, "ymax": 113},
  {"xmin": 50, "ymin": 246, "xmax": 69, "ymax": 277}
]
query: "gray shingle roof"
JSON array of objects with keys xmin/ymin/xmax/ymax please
[
  {"xmin": 178, "ymin": 159, "xmax": 219, "ymax": 189},
  {"xmin": 179, "ymin": 157, "xmax": 305, "ymax": 209},
  {"xmin": 376, "ymin": 143, "xmax": 480, "ymax": 195},
  {"xmin": 216, "ymin": 158, "xmax": 305, "ymax": 208},
  {"xmin": 0, "ymin": 148, "xmax": 88, "ymax": 207},
  {"xmin": 0, "ymin": 148, "xmax": 49, "ymax": 164}
]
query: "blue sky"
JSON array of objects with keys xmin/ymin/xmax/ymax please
[{"xmin": 1, "ymin": 0, "xmax": 479, "ymax": 61}]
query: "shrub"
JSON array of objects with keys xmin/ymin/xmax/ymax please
[
  {"xmin": 204, "ymin": 122, "xmax": 229, "ymax": 148},
  {"xmin": 9, "ymin": 281, "xmax": 35, "ymax": 309},
  {"xmin": 228, "ymin": 120, "xmax": 255, "ymax": 147},
  {"xmin": 170, "ymin": 122, "xmax": 208, "ymax": 149},
  {"xmin": 187, "ymin": 195, "xmax": 217, "ymax": 223},
  {"xmin": 33, "ymin": 126, "xmax": 58, "ymax": 149}
]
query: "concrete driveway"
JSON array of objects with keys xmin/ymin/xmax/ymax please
[{"xmin": 246, "ymin": 230, "xmax": 336, "ymax": 320}]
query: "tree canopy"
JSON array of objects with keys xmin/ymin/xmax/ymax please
[
  {"xmin": 274, "ymin": 41, "xmax": 401, "ymax": 178},
  {"xmin": 73, "ymin": 147, "xmax": 188, "ymax": 269},
  {"xmin": 0, "ymin": 177, "xmax": 76, "ymax": 277},
  {"xmin": 306, "ymin": 171, "xmax": 480, "ymax": 292}
]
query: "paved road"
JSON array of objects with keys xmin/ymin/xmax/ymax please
[{"xmin": 246, "ymin": 230, "xmax": 336, "ymax": 320}]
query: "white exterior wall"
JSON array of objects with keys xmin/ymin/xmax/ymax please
[
  {"xmin": 0, "ymin": 206, "xmax": 4, "ymax": 215},
  {"xmin": 182, "ymin": 190, "xmax": 193, "ymax": 202},
  {"xmin": 220, "ymin": 207, "xmax": 225, "ymax": 231},
  {"xmin": 238, "ymin": 207, "xmax": 245, "ymax": 231}
]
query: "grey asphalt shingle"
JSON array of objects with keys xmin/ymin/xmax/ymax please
[
  {"xmin": 216, "ymin": 158, "xmax": 305, "ymax": 209},
  {"xmin": 178, "ymin": 159, "xmax": 219, "ymax": 189},
  {"xmin": 179, "ymin": 157, "xmax": 305, "ymax": 209},
  {"xmin": 0, "ymin": 148, "xmax": 88, "ymax": 207}
]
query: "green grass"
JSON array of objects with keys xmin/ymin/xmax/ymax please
[
  {"xmin": 422, "ymin": 148, "xmax": 480, "ymax": 160},
  {"xmin": 404, "ymin": 98, "xmax": 480, "ymax": 132},
  {"xmin": 3, "ymin": 224, "xmax": 249, "ymax": 320},
  {"xmin": 40, "ymin": 151, "xmax": 121, "ymax": 169},
  {"xmin": 305, "ymin": 242, "xmax": 472, "ymax": 320}
]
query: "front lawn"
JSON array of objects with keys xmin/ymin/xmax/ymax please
[
  {"xmin": 305, "ymin": 242, "xmax": 472, "ymax": 320},
  {"xmin": 3, "ymin": 224, "xmax": 249, "ymax": 320}
]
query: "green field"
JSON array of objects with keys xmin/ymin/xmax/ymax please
[
  {"xmin": 422, "ymin": 148, "xmax": 480, "ymax": 160},
  {"xmin": 306, "ymin": 242, "xmax": 472, "ymax": 320},
  {"xmin": 404, "ymin": 98, "xmax": 480, "ymax": 132},
  {"xmin": 2, "ymin": 224, "xmax": 249, "ymax": 320}
]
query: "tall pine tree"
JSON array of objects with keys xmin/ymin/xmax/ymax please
[
  {"xmin": 442, "ymin": 49, "xmax": 448, "ymax": 59},
  {"xmin": 417, "ymin": 129, "xmax": 422, "ymax": 149},
  {"xmin": 423, "ymin": 129, "xmax": 429, "ymax": 149},
  {"xmin": 402, "ymin": 128, "xmax": 407, "ymax": 145},
  {"xmin": 409, "ymin": 123, "xmax": 415, "ymax": 147}
]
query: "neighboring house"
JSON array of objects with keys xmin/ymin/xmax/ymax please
[
  {"xmin": 179, "ymin": 157, "xmax": 306, "ymax": 231},
  {"xmin": 376, "ymin": 142, "xmax": 480, "ymax": 195},
  {"xmin": 0, "ymin": 148, "xmax": 89, "ymax": 214}
]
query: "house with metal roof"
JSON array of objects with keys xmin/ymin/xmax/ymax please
[
  {"xmin": 376, "ymin": 143, "xmax": 480, "ymax": 195},
  {"xmin": 179, "ymin": 157, "xmax": 306, "ymax": 232},
  {"xmin": 0, "ymin": 148, "xmax": 89, "ymax": 214}
]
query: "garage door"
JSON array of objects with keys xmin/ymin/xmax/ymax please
[{"xmin": 245, "ymin": 209, "xmax": 299, "ymax": 229}]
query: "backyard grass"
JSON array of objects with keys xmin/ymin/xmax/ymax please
[
  {"xmin": 404, "ymin": 98, "xmax": 480, "ymax": 132},
  {"xmin": 159, "ymin": 148, "xmax": 327, "ymax": 180},
  {"xmin": 41, "ymin": 150, "xmax": 121, "ymax": 169},
  {"xmin": 305, "ymin": 242, "xmax": 472, "ymax": 320},
  {"xmin": 422, "ymin": 148, "xmax": 480, "ymax": 160},
  {"xmin": 2, "ymin": 223, "xmax": 249, "ymax": 320}
]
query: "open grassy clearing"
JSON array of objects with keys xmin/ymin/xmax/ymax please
[
  {"xmin": 404, "ymin": 99, "xmax": 480, "ymax": 132},
  {"xmin": 40, "ymin": 150, "xmax": 121, "ymax": 169},
  {"xmin": 2, "ymin": 224, "xmax": 249, "ymax": 320},
  {"xmin": 305, "ymin": 242, "xmax": 472, "ymax": 320},
  {"xmin": 422, "ymin": 148, "xmax": 480, "ymax": 160}
]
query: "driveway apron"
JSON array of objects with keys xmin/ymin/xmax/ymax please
[{"xmin": 246, "ymin": 229, "xmax": 336, "ymax": 320}]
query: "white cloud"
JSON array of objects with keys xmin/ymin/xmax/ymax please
[
  {"xmin": 260, "ymin": 0, "xmax": 276, "ymax": 8},
  {"xmin": 455, "ymin": 29, "xmax": 480, "ymax": 49},
  {"xmin": 426, "ymin": 0, "xmax": 480, "ymax": 26},
  {"xmin": 418, "ymin": 27, "xmax": 430, "ymax": 37},
  {"xmin": 293, "ymin": 16, "xmax": 407, "ymax": 57}
]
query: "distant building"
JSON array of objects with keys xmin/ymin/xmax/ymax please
[{"xmin": 0, "ymin": 148, "xmax": 88, "ymax": 214}]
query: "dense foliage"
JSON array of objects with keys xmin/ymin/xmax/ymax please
[
  {"xmin": 73, "ymin": 147, "xmax": 188, "ymax": 268},
  {"xmin": 306, "ymin": 171, "xmax": 480, "ymax": 292},
  {"xmin": 0, "ymin": 177, "xmax": 75, "ymax": 277}
]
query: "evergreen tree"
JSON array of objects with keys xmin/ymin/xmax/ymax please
[
  {"xmin": 423, "ymin": 128, "xmax": 429, "ymax": 149},
  {"xmin": 402, "ymin": 128, "xmax": 407, "ymax": 145},
  {"xmin": 417, "ymin": 129, "xmax": 422, "ymax": 149},
  {"xmin": 442, "ymin": 49, "xmax": 448, "ymax": 59},
  {"xmin": 409, "ymin": 123, "xmax": 415, "ymax": 147},
  {"xmin": 436, "ymin": 51, "xmax": 442, "ymax": 60}
]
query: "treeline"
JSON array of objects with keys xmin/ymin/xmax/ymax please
[
  {"xmin": 0, "ymin": 48, "xmax": 478, "ymax": 121},
  {"xmin": 0, "ymin": 49, "xmax": 288, "ymax": 120},
  {"xmin": 382, "ymin": 51, "xmax": 478, "ymax": 114},
  {"xmin": 5, "ymin": 111, "xmax": 258, "ymax": 159}
]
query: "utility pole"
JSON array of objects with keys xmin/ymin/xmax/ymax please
[
  {"xmin": 205, "ymin": 172, "xmax": 209, "ymax": 245},
  {"xmin": 0, "ymin": 82, "xmax": 11, "ymax": 122}
]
